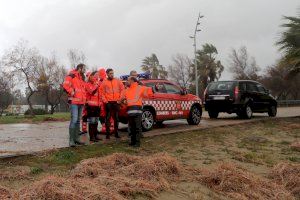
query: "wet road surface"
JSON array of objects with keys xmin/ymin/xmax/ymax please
[{"xmin": 0, "ymin": 107, "xmax": 299, "ymax": 158}]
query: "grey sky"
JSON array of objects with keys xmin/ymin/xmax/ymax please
[{"xmin": 0, "ymin": 0, "xmax": 299, "ymax": 79}]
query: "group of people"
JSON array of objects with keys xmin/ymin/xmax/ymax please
[{"xmin": 63, "ymin": 63, "xmax": 153, "ymax": 148}]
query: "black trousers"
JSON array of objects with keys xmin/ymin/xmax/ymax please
[
  {"xmin": 105, "ymin": 102, "xmax": 120, "ymax": 135},
  {"xmin": 128, "ymin": 114, "xmax": 142, "ymax": 145}
]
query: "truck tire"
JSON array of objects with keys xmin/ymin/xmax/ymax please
[
  {"xmin": 187, "ymin": 105, "xmax": 202, "ymax": 125},
  {"xmin": 208, "ymin": 110, "xmax": 219, "ymax": 119},
  {"xmin": 141, "ymin": 109, "xmax": 154, "ymax": 131},
  {"xmin": 268, "ymin": 105, "xmax": 277, "ymax": 117},
  {"xmin": 243, "ymin": 104, "xmax": 253, "ymax": 119}
]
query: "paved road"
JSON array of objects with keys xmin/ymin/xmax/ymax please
[{"xmin": 0, "ymin": 107, "xmax": 299, "ymax": 158}]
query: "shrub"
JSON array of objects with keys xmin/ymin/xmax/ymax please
[{"xmin": 24, "ymin": 108, "xmax": 47, "ymax": 115}]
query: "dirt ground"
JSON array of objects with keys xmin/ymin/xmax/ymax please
[{"xmin": 0, "ymin": 117, "xmax": 299, "ymax": 199}]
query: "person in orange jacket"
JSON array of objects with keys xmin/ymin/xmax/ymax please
[
  {"xmin": 99, "ymin": 68, "xmax": 125, "ymax": 139},
  {"xmin": 85, "ymin": 71, "xmax": 102, "ymax": 142},
  {"xmin": 63, "ymin": 64, "xmax": 87, "ymax": 147},
  {"xmin": 121, "ymin": 76, "xmax": 153, "ymax": 147}
]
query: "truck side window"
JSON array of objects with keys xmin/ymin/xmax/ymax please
[
  {"xmin": 145, "ymin": 82, "xmax": 167, "ymax": 93},
  {"xmin": 239, "ymin": 82, "xmax": 247, "ymax": 91},
  {"xmin": 164, "ymin": 83, "xmax": 181, "ymax": 94},
  {"xmin": 256, "ymin": 84, "xmax": 266, "ymax": 93},
  {"xmin": 246, "ymin": 83, "xmax": 259, "ymax": 92}
]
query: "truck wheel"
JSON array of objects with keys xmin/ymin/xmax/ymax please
[
  {"xmin": 142, "ymin": 109, "xmax": 154, "ymax": 131},
  {"xmin": 208, "ymin": 110, "xmax": 219, "ymax": 119},
  {"xmin": 268, "ymin": 105, "xmax": 277, "ymax": 117},
  {"xmin": 243, "ymin": 104, "xmax": 253, "ymax": 119},
  {"xmin": 187, "ymin": 106, "xmax": 202, "ymax": 125}
]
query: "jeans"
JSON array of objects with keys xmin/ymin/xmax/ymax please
[{"xmin": 69, "ymin": 104, "xmax": 83, "ymax": 129}]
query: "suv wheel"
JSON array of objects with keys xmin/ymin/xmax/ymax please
[
  {"xmin": 243, "ymin": 104, "xmax": 253, "ymax": 119},
  {"xmin": 187, "ymin": 106, "xmax": 202, "ymax": 125},
  {"xmin": 208, "ymin": 110, "xmax": 219, "ymax": 119},
  {"xmin": 268, "ymin": 105, "xmax": 277, "ymax": 117},
  {"xmin": 142, "ymin": 109, "xmax": 154, "ymax": 131}
]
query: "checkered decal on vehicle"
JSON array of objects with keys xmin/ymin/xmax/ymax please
[{"xmin": 143, "ymin": 100, "xmax": 201, "ymax": 111}]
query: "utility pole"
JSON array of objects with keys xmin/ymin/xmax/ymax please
[{"xmin": 190, "ymin": 12, "xmax": 204, "ymax": 97}]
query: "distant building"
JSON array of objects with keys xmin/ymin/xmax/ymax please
[{"xmin": 5, "ymin": 105, "xmax": 52, "ymax": 114}]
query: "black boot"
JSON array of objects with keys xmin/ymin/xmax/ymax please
[
  {"xmin": 115, "ymin": 131, "xmax": 121, "ymax": 139},
  {"xmin": 89, "ymin": 124, "xmax": 96, "ymax": 142}
]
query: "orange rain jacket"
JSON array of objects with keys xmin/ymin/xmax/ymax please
[
  {"xmin": 100, "ymin": 78, "xmax": 125, "ymax": 103},
  {"xmin": 63, "ymin": 70, "xmax": 87, "ymax": 105},
  {"xmin": 122, "ymin": 82, "xmax": 153, "ymax": 107}
]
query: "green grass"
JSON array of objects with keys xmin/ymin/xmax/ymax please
[{"xmin": 0, "ymin": 112, "xmax": 70, "ymax": 124}]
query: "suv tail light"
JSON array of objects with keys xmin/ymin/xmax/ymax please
[{"xmin": 234, "ymin": 86, "xmax": 239, "ymax": 100}]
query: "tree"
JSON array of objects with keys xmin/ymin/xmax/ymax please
[
  {"xmin": 168, "ymin": 54, "xmax": 193, "ymax": 89},
  {"xmin": 261, "ymin": 62, "xmax": 300, "ymax": 100},
  {"xmin": 1, "ymin": 40, "xmax": 41, "ymax": 116},
  {"xmin": 0, "ymin": 71, "xmax": 13, "ymax": 115},
  {"xmin": 190, "ymin": 44, "xmax": 224, "ymax": 95},
  {"xmin": 67, "ymin": 49, "xmax": 86, "ymax": 69},
  {"xmin": 37, "ymin": 54, "xmax": 67, "ymax": 114},
  {"xmin": 229, "ymin": 46, "xmax": 260, "ymax": 80},
  {"xmin": 141, "ymin": 54, "xmax": 167, "ymax": 79},
  {"xmin": 277, "ymin": 14, "xmax": 300, "ymax": 74}
]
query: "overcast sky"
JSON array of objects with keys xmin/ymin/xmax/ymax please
[{"xmin": 0, "ymin": 0, "xmax": 299, "ymax": 79}]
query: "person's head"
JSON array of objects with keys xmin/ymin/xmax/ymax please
[
  {"xmin": 76, "ymin": 63, "xmax": 86, "ymax": 74},
  {"xmin": 129, "ymin": 70, "xmax": 138, "ymax": 78},
  {"xmin": 106, "ymin": 68, "xmax": 114, "ymax": 80},
  {"xmin": 98, "ymin": 68, "xmax": 106, "ymax": 81},
  {"xmin": 89, "ymin": 71, "xmax": 97, "ymax": 83},
  {"xmin": 127, "ymin": 76, "xmax": 138, "ymax": 86}
]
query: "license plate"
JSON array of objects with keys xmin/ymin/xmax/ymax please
[{"xmin": 213, "ymin": 96, "xmax": 225, "ymax": 100}]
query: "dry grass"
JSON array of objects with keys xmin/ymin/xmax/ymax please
[
  {"xmin": 0, "ymin": 166, "xmax": 31, "ymax": 181},
  {"xmin": 0, "ymin": 186, "xmax": 14, "ymax": 199},
  {"xmin": 197, "ymin": 163, "xmax": 294, "ymax": 200},
  {"xmin": 269, "ymin": 162, "xmax": 300, "ymax": 198},
  {"xmin": 290, "ymin": 141, "xmax": 300, "ymax": 152},
  {"xmin": 11, "ymin": 153, "xmax": 183, "ymax": 200}
]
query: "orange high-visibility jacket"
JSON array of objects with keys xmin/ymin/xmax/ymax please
[
  {"xmin": 85, "ymin": 81, "xmax": 101, "ymax": 107},
  {"xmin": 100, "ymin": 78, "xmax": 125, "ymax": 102},
  {"xmin": 63, "ymin": 70, "xmax": 86, "ymax": 105},
  {"xmin": 122, "ymin": 82, "xmax": 153, "ymax": 107}
]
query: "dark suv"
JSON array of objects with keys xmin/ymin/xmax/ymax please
[{"xmin": 204, "ymin": 80, "xmax": 277, "ymax": 119}]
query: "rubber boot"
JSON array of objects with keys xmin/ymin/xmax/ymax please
[
  {"xmin": 115, "ymin": 131, "xmax": 121, "ymax": 139},
  {"xmin": 89, "ymin": 124, "xmax": 96, "ymax": 142},
  {"xmin": 69, "ymin": 128, "xmax": 76, "ymax": 147},
  {"xmin": 93, "ymin": 123, "xmax": 101, "ymax": 141},
  {"xmin": 105, "ymin": 123, "xmax": 110, "ymax": 139},
  {"xmin": 75, "ymin": 124, "xmax": 85, "ymax": 145}
]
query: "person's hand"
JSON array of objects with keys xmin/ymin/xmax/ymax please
[{"xmin": 70, "ymin": 90, "xmax": 75, "ymax": 96}]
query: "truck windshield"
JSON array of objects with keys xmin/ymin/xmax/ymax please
[{"xmin": 208, "ymin": 81, "xmax": 235, "ymax": 91}]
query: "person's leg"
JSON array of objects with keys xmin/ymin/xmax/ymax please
[
  {"xmin": 135, "ymin": 114, "xmax": 142, "ymax": 147},
  {"xmin": 129, "ymin": 116, "xmax": 136, "ymax": 145},
  {"xmin": 105, "ymin": 103, "xmax": 112, "ymax": 139},
  {"xmin": 113, "ymin": 103, "xmax": 120, "ymax": 138},
  {"xmin": 69, "ymin": 104, "xmax": 78, "ymax": 147},
  {"xmin": 88, "ymin": 117, "xmax": 95, "ymax": 141},
  {"xmin": 75, "ymin": 105, "xmax": 84, "ymax": 144}
]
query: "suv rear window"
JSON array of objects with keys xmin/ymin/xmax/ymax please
[{"xmin": 208, "ymin": 81, "xmax": 235, "ymax": 91}]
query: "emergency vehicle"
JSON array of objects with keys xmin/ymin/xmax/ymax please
[{"xmin": 119, "ymin": 73, "xmax": 202, "ymax": 131}]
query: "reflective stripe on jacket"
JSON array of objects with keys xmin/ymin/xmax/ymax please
[
  {"xmin": 100, "ymin": 78, "xmax": 125, "ymax": 102},
  {"xmin": 63, "ymin": 70, "xmax": 86, "ymax": 105},
  {"xmin": 122, "ymin": 82, "xmax": 153, "ymax": 110}
]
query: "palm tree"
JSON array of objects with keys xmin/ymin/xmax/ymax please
[
  {"xmin": 277, "ymin": 14, "xmax": 300, "ymax": 74},
  {"xmin": 141, "ymin": 54, "xmax": 167, "ymax": 79}
]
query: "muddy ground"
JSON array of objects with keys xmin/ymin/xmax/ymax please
[{"xmin": 0, "ymin": 117, "xmax": 299, "ymax": 199}]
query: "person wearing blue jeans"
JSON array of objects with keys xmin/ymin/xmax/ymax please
[
  {"xmin": 69, "ymin": 104, "xmax": 84, "ymax": 146},
  {"xmin": 62, "ymin": 64, "xmax": 87, "ymax": 147}
]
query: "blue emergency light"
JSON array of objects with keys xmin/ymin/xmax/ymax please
[{"xmin": 120, "ymin": 72, "xmax": 151, "ymax": 80}]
